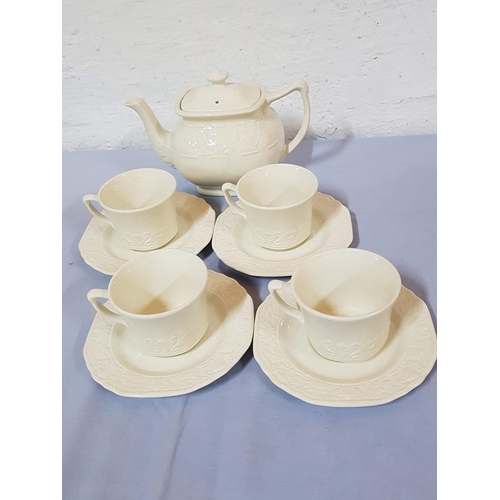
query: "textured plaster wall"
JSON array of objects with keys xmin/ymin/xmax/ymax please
[{"xmin": 62, "ymin": 0, "xmax": 436, "ymax": 150}]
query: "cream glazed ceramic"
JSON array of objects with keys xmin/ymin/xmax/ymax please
[
  {"xmin": 268, "ymin": 249, "xmax": 402, "ymax": 363},
  {"xmin": 83, "ymin": 168, "xmax": 178, "ymax": 251},
  {"xmin": 84, "ymin": 270, "xmax": 254, "ymax": 397},
  {"xmin": 79, "ymin": 192, "xmax": 215, "ymax": 275},
  {"xmin": 87, "ymin": 250, "xmax": 209, "ymax": 357},
  {"xmin": 222, "ymin": 164, "xmax": 318, "ymax": 250},
  {"xmin": 126, "ymin": 70, "xmax": 311, "ymax": 196},
  {"xmin": 212, "ymin": 192, "xmax": 353, "ymax": 277},
  {"xmin": 253, "ymin": 285, "xmax": 437, "ymax": 407}
]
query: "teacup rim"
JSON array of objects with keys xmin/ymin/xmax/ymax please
[
  {"xmin": 98, "ymin": 168, "xmax": 177, "ymax": 214},
  {"xmin": 235, "ymin": 163, "xmax": 318, "ymax": 211},
  {"xmin": 290, "ymin": 248, "xmax": 402, "ymax": 322},
  {"xmin": 108, "ymin": 249, "xmax": 208, "ymax": 319}
]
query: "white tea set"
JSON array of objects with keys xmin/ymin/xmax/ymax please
[{"xmin": 79, "ymin": 71, "xmax": 436, "ymax": 407}]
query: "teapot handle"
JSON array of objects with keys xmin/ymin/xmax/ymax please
[{"xmin": 266, "ymin": 80, "xmax": 311, "ymax": 159}]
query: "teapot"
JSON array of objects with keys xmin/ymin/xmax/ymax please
[{"xmin": 126, "ymin": 70, "xmax": 310, "ymax": 196}]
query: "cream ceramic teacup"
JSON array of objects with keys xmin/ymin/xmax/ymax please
[
  {"xmin": 268, "ymin": 248, "xmax": 402, "ymax": 362},
  {"xmin": 87, "ymin": 249, "xmax": 209, "ymax": 357},
  {"xmin": 222, "ymin": 164, "xmax": 318, "ymax": 250},
  {"xmin": 83, "ymin": 168, "xmax": 178, "ymax": 251}
]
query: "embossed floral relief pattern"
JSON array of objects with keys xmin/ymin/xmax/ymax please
[
  {"xmin": 253, "ymin": 286, "xmax": 437, "ymax": 407},
  {"xmin": 172, "ymin": 112, "xmax": 282, "ymax": 159},
  {"xmin": 321, "ymin": 330, "xmax": 388, "ymax": 362},
  {"xmin": 139, "ymin": 313, "xmax": 208, "ymax": 356},
  {"xmin": 124, "ymin": 227, "xmax": 168, "ymax": 250},
  {"xmin": 252, "ymin": 222, "xmax": 310, "ymax": 249}
]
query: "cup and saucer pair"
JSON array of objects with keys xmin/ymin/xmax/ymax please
[
  {"xmin": 84, "ymin": 256, "xmax": 254, "ymax": 398},
  {"xmin": 212, "ymin": 164, "xmax": 353, "ymax": 277},
  {"xmin": 79, "ymin": 190, "xmax": 215, "ymax": 275},
  {"xmin": 253, "ymin": 249, "xmax": 437, "ymax": 407}
]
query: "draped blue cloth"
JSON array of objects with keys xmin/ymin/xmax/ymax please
[{"xmin": 63, "ymin": 136, "xmax": 437, "ymax": 500}]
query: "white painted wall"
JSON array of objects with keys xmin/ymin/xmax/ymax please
[{"xmin": 62, "ymin": 0, "xmax": 436, "ymax": 150}]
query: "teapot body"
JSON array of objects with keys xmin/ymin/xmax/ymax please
[
  {"xmin": 126, "ymin": 73, "xmax": 310, "ymax": 196},
  {"xmin": 170, "ymin": 106, "xmax": 285, "ymax": 196}
]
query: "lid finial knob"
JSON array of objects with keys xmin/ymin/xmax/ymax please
[{"xmin": 207, "ymin": 70, "xmax": 229, "ymax": 84}]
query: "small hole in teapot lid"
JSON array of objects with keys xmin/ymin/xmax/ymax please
[{"xmin": 179, "ymin": 73, "xmax": 262, "ymax": 115}]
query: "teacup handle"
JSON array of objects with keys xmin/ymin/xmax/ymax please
[
  {"xmin": 222, "ymin": 183, "xmax": 247, "ymax": 219},
  {"xmin": 83, "ymin": 195, "xmax": 113, "ymax": 226},
  {"xmin": 268, "ymin": 280, "xmax": 305, "ymax": 324},
  {"xmin": 87, "ymin": 289, "xmax": 128, "ymax": 326}
]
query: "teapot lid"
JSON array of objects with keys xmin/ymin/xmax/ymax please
[{"xmin": 176, "ymin": 70, "xmax": 264, "ymax": 117}]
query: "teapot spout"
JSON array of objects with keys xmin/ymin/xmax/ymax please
[{"xmin": 126, "ymin": 98, "xmax": 173, "ymax": 165}]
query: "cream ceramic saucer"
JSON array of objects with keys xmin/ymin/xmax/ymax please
[
  {"xmin": 83, "ymin": 270, "xmax": 254, "ymax": 397},
  {"xmin": 79, "ymin": 192, "xmax": 215, "ymax": 275},
  {"xmin": 212, "ymin": 192, "xmax": 353, "ymax": 277},
  {"xmin": 253, "ymin": 285, "xmax": 436, "ymax": 407}
]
